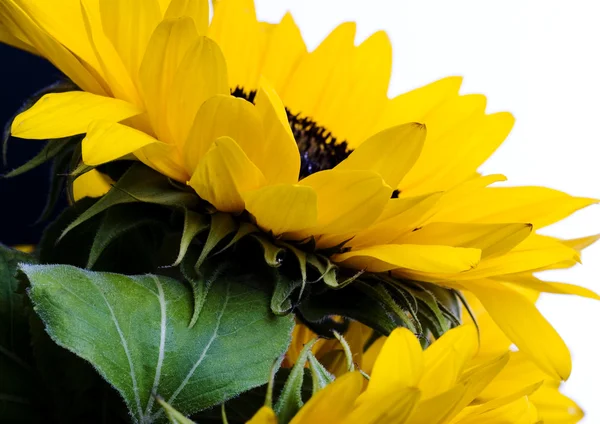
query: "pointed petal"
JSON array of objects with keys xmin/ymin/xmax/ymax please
[
  {"xmin": 467, "ymin": 279, "xmax": 572, "ymax": 381},
  {"xmin": 530, "ymin": 384, "xmax": 584, "ymax": 424},
  {"xmin": 502, "ymin": 273, "xmax": 600, "ymax": 300},
  {"xmin": 168, "ymin": 36, "xmax": 229, "ymax": 147},
  {"xmin": 344, "ymin": 193, "xmax": 443, "ymax": 249},
  {"xmin": 135, "ymin": 141, "xmax": 189, "ymax": 182},
  {"xmin": 400, "ymin": 222, "xmax": 533, "ymax": 259},
  {"xmin": 243, "ymin": 184, "xmax": 318, "ymax": 235},
  {"xmin": 188, "ymin": 136, "xmax": 265, "ymax": 213},
  {"xmin": 140, "ymin": 17, "xmax": 199, "ymax": 142},
  {"xmin": 347, "ymin": 387, "xmax": 420, "ymax": 424},
  {"xmin": 82, "ymin": 121, "xmax": 162, "ymax": 166},
  {"xmin": 80, "ymin": 0, "xmax": 140, "ymax": 104},
  {"xmin": 336, "ymin": 123, "xmax": 427, "ymax": 188},
  {"xmin": 183, "ymin": 95, "xmax": 262, "ymax": 175},
  {"xmin": 0, "ymin": 21, "xmax": 37, "ymax": 54},
  {"xmin": 297, "ymin": 170, "xmax": 391, "ymax": 238},
  {"xmin": 73, "ymin": 169, "xmax": 113, "ymax": 200},
  {"xmin": 252, "ymin": 79, "xmax": 300, "ymax": 184},
  {"xmin": 434, "ymin": 186, "xmax": 598, "ymax": 229},
  {"xmin": 283, "ymin": 22, "xmax": 356, "ymax": 121},
  {"xmin": 208, "ymin": 0, "xmax": 262, "ymax": 89},
  {"xmin": 246, "ymin": 406, "xmax": 278, "ymax": 424},
  {"xmin": 367, "ymin": 328, "xmax": 423, "ymax": 395},
  {"xmin": 376, "ymin": 76, "xmax": 463, "ymax": 131},
  {"xmin": 289, "ymin": 372, "xmax": 362, "ymax": 424},
  {"xmin": 0, "ymin": 0, "xmax": 106, "ymax": 95},
  {"xmin": 562, "ymin": 233, "xmax": 600, "ymax": 251},
  {"xmin": 164, "ymin": 0, "xmax": 209, "ymax": 35},
  {"xmin": 419, "ymin": 325, "xmax": 478, "ymax": 399},
  {"xmin": 453, "ymin": 234, "xmax": 580, "ymax": 280},
  {"xmin": 11, "ymin": 92, "xmax": 142, "ymax": 139},
  {"xmin": 408, "ymin": 353, "xmax": 509, "ymax": 424},
  {"xmin": 338, "ymin": 31, "xmax": 392, "ymax": 146},
  {"xmin": 99, "ymin": 0, "xmax": 161, "ymax": 79},
  {"xmin": 333, "ymin": 244, "xmax": 481, "ymax": 273},
  {"xmin": 261, "ymin": 13, "xmax": 307, "ymax": 94}
]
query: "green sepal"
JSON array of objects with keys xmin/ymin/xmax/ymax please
[
  {"xmin": 2, "ymin": 136, "xmax": 79, "ymax": 178},
  {"xmin": 252, "ymin": 235, "xmax": 286, "ymax": 267},
  {"xmin": 274, "ymin": 339, "xmax": 318, "ymax": 424},
  {"xmin": 172, "ymin": 209, "xmax": 208, "ymax": 267},
  {"xmin": 156, "ymin": 397, "xmax": 197, "ymax": 424},
  {"xmin": 86, "ymin": 203, "xmax": 169, "ymax": 269},
  {"xmin": 306, "ymin": 352, "xmax": 335, "ymax": 395},
  {"xmin": 21, "ymin": 264, "xmax": 294, "ymax": 423},
  {"xmin": 270, "ymin": 272, "xmax": 302, "ymax": 316},
  {"xmin": 59, "ymin": 163, "xmax": 199, "ymax": 240},
  {"xmin": 194, "ymin": 213, "xmax": 235, "ymax": 270}
]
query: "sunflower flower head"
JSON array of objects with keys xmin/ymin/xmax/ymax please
[{"xmin": 1, "ymin": 1, "xmax": 597, "ymax": 423}]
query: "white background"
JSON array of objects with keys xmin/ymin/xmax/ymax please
[{"xmin": 254, "ymin": 0, "xmax": 600, "ymax": 421}]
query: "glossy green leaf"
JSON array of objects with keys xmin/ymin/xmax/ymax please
[{"xmin": 22, "ymin": 264, "xmax": 294, "ymax": 424}]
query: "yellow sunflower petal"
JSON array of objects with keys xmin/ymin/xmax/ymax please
[
  {"xmin": 289, "ymin": 372, "xmax": 362, "ymax": 424},
  {"xmin": 246, "ymin": 406, "xmax": 278, "ymax": 424},
  {"xmin": 409, "ymin": 353, "xmax": 510, "ymax": 424},
  {"xmin": 80, "ymin": 0, "xmax": 140, "ymax": 104},
  {"xmin": 0, "ymin": 0, "xmax": 106, "ymax": 95},
  {"xmin": 502, "ymin": 274, "xmax": 600, "ymax": 300},
  {"xmin": 208, "ymin": 0, "xmax": 261, "ymax": 89},
  {"xmin": 135, "ymin": 141, "xmax": 189, "ymax": 182},
  {"xmin": 450, "ymin": 234, "xmax": 580, "ymax": 280},
  {"xmin": 140, "ymin": 17, "xmax": 199, "ymax": 142},
  {"xmin": 530, "ymin": 384, "xmax": 584, "ymax": 424},
  {"xmin": 82, "ymin": 121, "xmax": 162, "ymax": 166},
  {"xmin": 347, "ymin": 387, "xmax": 420, "ymax": 424},
  {"xmin": 562, "ymin": 233, "xmax": 600, "ymax": 251},
  {"xmin": 467, "ymin": 279, "xmax": 572, "ymax": 381},
  {"xmin": 251, "ymin": 80, "xmax": 300, "ymax": 184},
  {"xmin": 188, "ymin": 136, "xmax": 265, "ymax": 213},
  {"xmin": 433, "ymin": 186, "xmax": 598, "ymax": 229},
  {"xmin": 164, "ymin": 0, "xmax": 209, "ymax": 35},
  {"xmin": 336, "ymin": 123, "xmax": 426, "ymax": 188},
  {"xmin": 400, "ymin": 222, "xmax": 533, "ymax": 259},
  {"xmin": 419, "ymin": 325, "xmax": 478, "ymax": 399},
  {"xmin": 11, "ymin": 92, "xmax": 142, "ymax": 139},
  {"xmin": 243, "ymin": 184, "xmax": 318, "ymax": 235},
  {"xmin": 183, "ymin": 95, "xmax": 262, "ymax": 175},
  {"xmin": 367, "ymin": 327, "xmax": 423, "ymax": 395},
  {"xmin": 261, "ymin": 13, "xmax": 306, "ymax": 95},
  {"xmin": 10, "ymin": 0, "xmax": 97, "ymax": 66},
  {"xmin": 72, "ymin": 169, "xmax": 113, "ymax": 201},
  {"xmin": 99, "ymin": 0, "xmax": 161, "ymax": 80},
  {"xmin": 341, "ymin": 31, "xmax": 392, "ymax": 146},
  {"xmin": 0, "ymin": 21, "xmax": 37, "ymax": 54},
  {"xmin": 376, "ymin": 76, "xmax": 463, "ymax": 131},
  {"xmin": 333, "ymin": 244, "xmax": 481, "ymax": 273},
  {"xmin": 283, "ymin": 22, "xmax": 356, "ymax": 121},
  {"xmin": 167, "ymin": 36, "xmax": 229, "ymax": 147},
  {"xmin": 297, "ymin": 170, "xmax": 391, "ymax": 238}
]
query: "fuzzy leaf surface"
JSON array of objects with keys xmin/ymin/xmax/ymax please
[{"xmin": 22, "ymin": 264, "xmax": 294, "ymax": 423}]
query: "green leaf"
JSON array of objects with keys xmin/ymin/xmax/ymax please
[
  {"xmin": 60, "ymin": 163, "xmax": 199, "ymax": 240},
  {"xmin": 22, "ymin": 264, "xmax": 294, "ymax": 424},
  {"xmin": 0, "ymin": 244, "xmax": 40, "ymax": 423},
  {"xmin": 274, "ymin": 339, "xmax": 318, "ymax": 424}
]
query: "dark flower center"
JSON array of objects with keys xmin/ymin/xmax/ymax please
[{"xmin": 232, "ymin": 87, "xmax": 352, "ymax": 179}]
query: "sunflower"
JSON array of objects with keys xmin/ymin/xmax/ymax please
[
  {"xmin": 248, "ymin": 325, "xmax": 542, "ymax": 424},
  {"xmin": 2, "ymin": 0, "xmax": 597, "ymax": 383}
]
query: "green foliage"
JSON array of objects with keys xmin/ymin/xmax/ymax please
[{"xmin": 22, "ymin": 264, "xmax": 294, "ymax": 423}]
